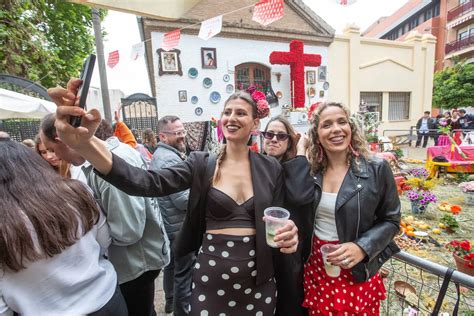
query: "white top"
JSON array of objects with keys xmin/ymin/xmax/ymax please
[
  {"xmin": 0, "ymin": 212, "xmax": 117, "ymax": 316},
  {"xmin": 314, "ymin": 192, "xmax": 339, "ymax": 241},
  {"xmin": 70, "ymin": 164, "xmax": 87, "ymax": 184}
]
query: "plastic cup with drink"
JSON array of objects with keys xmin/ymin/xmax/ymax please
[
  {"xmin": 320, "ymin": 244, "xmax": 341, "ymax": 277},
  {"xmin": 264, "ymin": 207, "xmax": 290, "ymax": 248}
]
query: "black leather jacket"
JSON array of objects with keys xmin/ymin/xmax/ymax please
[{"xmin": 285, "ymin": 155, "xmax": 401, "ymax": 282}]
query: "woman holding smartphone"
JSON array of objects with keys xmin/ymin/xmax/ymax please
[{"xmin": 49, "ymin": 80, "xmax": 299, "ymax": 315}]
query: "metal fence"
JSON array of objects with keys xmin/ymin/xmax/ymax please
[{"xmin": 382, "ymin": 251, "xmax": 474, "ymax": 315}]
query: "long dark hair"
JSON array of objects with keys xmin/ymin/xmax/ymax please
[
  {"xmin": 0, "ymin": 140, "xmax": 99, "ymax": 272},
  {"xmin": 263, "ymin": 116, "xmax": 297, "ymax": 162}
]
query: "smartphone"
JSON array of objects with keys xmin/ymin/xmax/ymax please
[{"xmin": 70, "ymin": 54, "xmax": 96, "ymax": 127}]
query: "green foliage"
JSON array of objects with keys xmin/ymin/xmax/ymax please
[
  {"xmin": 440, "ymin": 214, "xmax": 459, "ymax": 231},
  {"xmin": 433, "ymin": 60, "xmax": 474, "ymax": 110},
  {"xmin": 0, "ymin": 0, "xmax": 106, "ymax": 88}
]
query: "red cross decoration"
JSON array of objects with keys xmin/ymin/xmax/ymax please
[
  {"xmin": 107, "ymin": 50, "xmax": 120, "ymax": 68},
  {"xmin": 269, "ymin": 40, "xmax": 321, "ymax": 108}
]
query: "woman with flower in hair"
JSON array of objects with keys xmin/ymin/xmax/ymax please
[
  {"xmin": 285, "ymin": 102, "xmax": 401, "ymax": 315},
  {"xmin": 49, "ymin": 79, "xmax": 300, "ymax": 315}
]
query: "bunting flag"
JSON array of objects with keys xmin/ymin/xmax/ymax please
[
  {"xmin": 334, "ymin": 0, "xmax": 357, "ymax": 5},
  {"xmin": 252, "ymin": 0, "xmax": 284, "ymax": 26},
  {"xmin": 198, "ymin": 15, "xmax": 223, "ymax": 41},
  {"xmin": 162, "ymin": 29, "xmax": 181, "ymax": 51},
  {"xmin": 130, "ymin": 42, "xmax": 145, "ymax": 60},
  {"xmin": 107, "ymin": 50, "xmax": 120, "ymax": 68}
]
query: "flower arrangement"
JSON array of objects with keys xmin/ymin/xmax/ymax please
[
  {"xmin": 445, "ymin": 240, "xmax": 474, "ymax": 268},
  {"xmin": 440, "ymin": 214, "xmax": 459, "ymax": 232},
  {"xmin": 246, "ymin": 85, "xmax": 270, "ymax": 119},
  {"xmin": 402, "ymin": 168, "xmax": 437, "ymax": 214},
  {"xmin": 459, "ymin": 181, "xmax": 474, "ymax": 193}
]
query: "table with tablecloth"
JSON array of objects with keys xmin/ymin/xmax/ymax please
[{"xmin": 425, "ymin": 145, "xmax": 474, "ymax": 178}]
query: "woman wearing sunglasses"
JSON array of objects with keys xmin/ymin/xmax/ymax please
[
  {"xmin": 262, "ymin": 116, "xmax": 311, "ymax": 315},
  {"xmin": 49, "ymin": 80, "xmax": 300, "ymax": 315}
]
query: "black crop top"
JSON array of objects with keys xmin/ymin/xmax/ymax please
[{"xmin": 205, "ymin": 187, "xmax": 256, "ymax": 230}]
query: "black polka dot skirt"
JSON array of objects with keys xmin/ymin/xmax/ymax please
[{"xmin": 190, "ymin": 233, "xmax": 277, "ymax": 316}]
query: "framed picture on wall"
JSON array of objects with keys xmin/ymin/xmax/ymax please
[
  {"xmin": 157, "ymin": 48, "xmax": 183, "ymax": 76},
  {"xmin": 201, "ymin": 47, "xmax": 217, "ymax": 69},
  {"xmin": 178, "ymin": 90, "xmax": 187, "ymax": 102},
  {"xmin": 318, "ymin": 66, "xmax": 327, "ymax": 82},
  {"xmin": 306, "ymin": 70, "xmax": 316, "ymax": 84}
]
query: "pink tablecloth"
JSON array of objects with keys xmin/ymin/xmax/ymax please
[{"xmin": 427, "ymin": 145, "xmax": 474, "ymax": 161}]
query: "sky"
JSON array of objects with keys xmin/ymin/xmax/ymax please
[{"xmin": 90, "ymin": 0, "xmax": 408, "ymax": 96}]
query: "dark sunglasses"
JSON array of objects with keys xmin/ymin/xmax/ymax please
[{"xmin": 262, "ymin": 131, "xmax": 290, "ymax": 141}]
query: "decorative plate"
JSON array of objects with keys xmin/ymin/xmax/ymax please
[
  {"xmin": 210, "ymin": 91, "xmax": 221, "ymax": 104},
  {"xmin": 188, "ymin": 67, "xmax": 198, "ymax": 79},
  {"xmin": 298, "ymin": 112, "xmax": 308, "ymax": 123},
  {"xmin": 203, "ymin": 77, "xmax": 212, "ymax": 88},
  {"xmin": 323, "ymin": 82, "xmax": 330, "ymax": 90},
  {"xmin": 225, "ymin": 84, "xmax": 234, "ymax": 94},
  {"xmin": 191, "ymin": 96, "xmax": 198, "ymax": 104},
  {"xmin": 195, "ymin": 107, "xmax": 203, "ymax": 116},
  {"xmin": 276, "ymin": 91, "xmax": 283, "ymax": 99},
  {"xmin": 223, "ymin": 74, "xmax": 230, "ymax": 82}
]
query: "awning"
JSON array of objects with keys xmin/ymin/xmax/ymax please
[{"xmin": 0, "ymin": 88, "xmax": 56, "ymax": 119}]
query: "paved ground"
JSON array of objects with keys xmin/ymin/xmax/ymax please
[{"xmin": 151, "ymin": 143, "xmax": 431, "ymax": 315}]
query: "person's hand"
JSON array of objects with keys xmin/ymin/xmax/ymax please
[
  {"xmin": 286, "ymin": 133, "xmax": 301, "ymax": 160},
  {"xmin": 326, "ymin": 242, "xmax": 366, "ymax": 269},
  {"xmin": 48, "ymin": 78, "xmax": 102, "ymax": 149},
  {"xmin": 273, "ymin": 219, "xmax": 299, "ymax": 254},
  {"xmin": 296, "ymin": 133, "xmax": 309, "ymax": 156}
]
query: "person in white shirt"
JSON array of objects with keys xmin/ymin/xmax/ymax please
[{"xmin": 0, "ymin": 139, "xmax": 126, "ymax": 316}]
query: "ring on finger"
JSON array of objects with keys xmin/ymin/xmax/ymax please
[{"xmin": 342, "ymin": 258, "xmax": 350, "ymax": 266}]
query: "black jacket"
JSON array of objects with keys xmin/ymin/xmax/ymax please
[
  {"xmin": 416, "ymin": 117, "xmax": 435, "ymax": 135},
  {"xmin": 98, "ymin": 150, "xmax": 284, "ymax": 285},
  {"xmin": 285, "ymin": 155, "xmax": 401, "ymax": 282}
]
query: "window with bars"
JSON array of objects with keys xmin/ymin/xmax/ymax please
[
  {"xmin": 360, "ymin": 92, "xmax": 383, "ymax": 120},
  {"xmin": 388, "ymin": 92, "xmax": 410, "ymax": 121},
  {"xmin": 235, "ymin": 63, "xmax": 270, "ymax": 92}
]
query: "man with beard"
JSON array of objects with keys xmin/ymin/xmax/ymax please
[{"xmin": 150, "ymin": 116, "xmax": 195, "ymax": 315}]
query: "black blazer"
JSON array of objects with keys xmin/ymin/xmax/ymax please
[{"xmin": 98, "ymin": 150, "xmax": 284, "ymax": 285}]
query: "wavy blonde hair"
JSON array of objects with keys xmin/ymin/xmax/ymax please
[{"xmin": 308, "ymin": 102, "xmax": 369, "ymax": 175}]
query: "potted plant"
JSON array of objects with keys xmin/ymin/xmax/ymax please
[
  {"xmin": 458, "ymin": 181, "xmax": 474, "ymax": 206},
  {"xmin": 403, "ymin": 168, "xmax": 437, "ymax": 214},
  {"xmin": 445, "ymin": 240, "xmax": 474, "ymax": 276},
  {"xmin": 440, "ymin": 214, "xmax": 459, "ymax": 233}
]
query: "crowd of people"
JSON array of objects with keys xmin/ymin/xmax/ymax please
[
  {"xmin": 0, "ymin": 77, "xmax": 402, "ymax": 316},
  {"xmin": 416, "ymin": 109, "xmax": 474, "ymax": 148}
]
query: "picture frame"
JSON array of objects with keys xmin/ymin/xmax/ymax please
[
  {"xmin": 178, "ymin": 90, "xmax": 187, "ymax": 102},
  {"xmin": 201, "ymin": 47, "xmax": 217, "ymax": 69},
  {"xmin": 306, "ymin": 70, "xmax": 316, "ymax": 84},
  {"xmin": 319, "ymin": 90, "xmax": 325, "ymax": 98},
  {"xmin": 318, "ymin": 66, "xmax": 327, "ymax": 82},
  {"xmin": 157, "ymin": 48, "xmax": 183, "ymax": 76}
]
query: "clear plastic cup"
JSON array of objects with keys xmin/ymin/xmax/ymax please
[
  {"xmin": 264, "ymin": 207, "xmax": 290, "ymax": 248},
  {"xmin": 320, "ymin": 244, "xmax": 341, "ymax": 277}
]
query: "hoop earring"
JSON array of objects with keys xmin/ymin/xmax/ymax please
[
  {"xmin": 317, "ymin": 144, "xmax": 325, "ymax": 163},
  {"xmin": 349, "ymin": 142, "xmax": 360, "ymax": 157}
]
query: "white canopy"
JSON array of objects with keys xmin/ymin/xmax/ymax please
[{"xmin": 0, "ymin": 88, "xmax": 56, "ymax": 119}]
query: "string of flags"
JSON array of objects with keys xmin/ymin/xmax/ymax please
[{"xmin": 106, "ymin": 0, "xmax": 284, "ymax": 68}]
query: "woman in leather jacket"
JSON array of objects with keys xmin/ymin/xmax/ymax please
[{"xmin": 287, "ymin": 102, "xmax": 401, "ymax": 315}]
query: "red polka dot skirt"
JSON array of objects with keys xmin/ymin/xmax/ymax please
[{"xmin": 303, "ymin": 237, "xmax": 386, "ymax": 315}]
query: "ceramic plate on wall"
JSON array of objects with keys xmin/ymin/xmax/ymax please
[
  {"xmin": 223, "ymin": 74, "xmax": 230, "ymax": 82},
  {"xmin": 276, "ymin": 91, "xmax": 283, "ymax": 99},
  {"xmin": 203, "ymin": 77, "xmax": 212, "ymax": 88},
  {"xmin": 226, "ymin": 84, "xmax": 234, "ymax": 94},
  {"xmin": 195, "ymin": 107, "xmax": 203, "ymax": 116},
  {"xmin": 323, "ymin": 82, "xmax": 330, "ymax": 90},
  {"xmin": 188, "ymin": 68, "xmax": 198, "ymax": 78},
  {"xmin": 191, "ymin": 96, "xmax": 198, "ymax": 104},
  {"xmin": 210, "ymin": 91, "xmax": 221, "ymax": 104}
]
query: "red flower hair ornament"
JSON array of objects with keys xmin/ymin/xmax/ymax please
[{"xmin": 246, "ymin": 85, "xmax": 270, "ymax": 119}]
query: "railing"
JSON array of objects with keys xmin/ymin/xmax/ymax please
[
  {"xmin": 382, "ymin": 251, "xmax": 474, "ymax": 315},
  {"xmin": 446, "ymin": 34, "xmax": 474, "ymax": 55},
  {"xmin": 447, "ymin": 0, "xmax": 473, "ymax": 21}
]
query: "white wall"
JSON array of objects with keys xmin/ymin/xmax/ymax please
[
  {"xmin": 87, "ymin": 87, "xmax": 125, "ymax": 118},
  {"xmin": 151, "ymin": 32, "xmax": 329, "ymax": 125}
]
